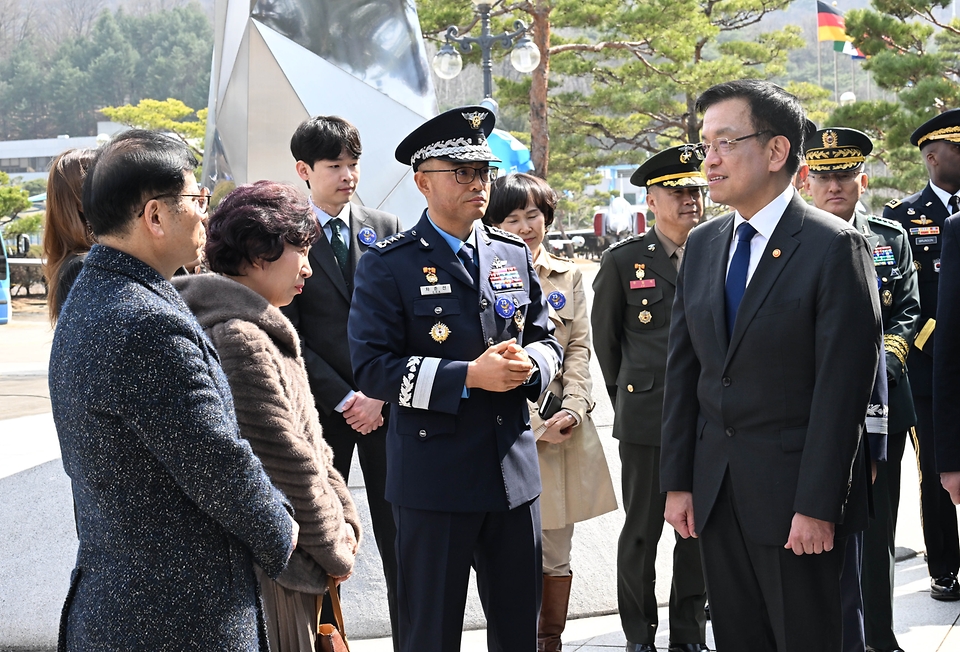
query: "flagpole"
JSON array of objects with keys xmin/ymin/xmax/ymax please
[
  {"xmin": 834, "ymin": 50, "xmax": 839, "ymax": 103},
  {"xmin": 817, "ymin": 0, "xmax": 823, "ymax": 87},
  {"xmin": 818, "ymin": 41, "xmax": 823, "ymax": 87}
]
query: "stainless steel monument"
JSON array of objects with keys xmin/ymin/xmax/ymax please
[{"xmin": 203, "ymin": 0, "xmax": 437, "ymax": 218}]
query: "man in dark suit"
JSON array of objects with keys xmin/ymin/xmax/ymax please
[
  {"xmin": 660, "ymin": 80, "xmax": 882, "ymax": 652},
  {"xmin": 49, "ymin": 129, "xmax": 296, "ymax": 650},
  {"xmin": 803, "ymin": 127, "xmax": 919, "ymax": 652},
  {"xmin": 282, "ymin": 115, "xmax": 402, "ymax": 644},
  {"xmin": 935, "ymin": 214, "xmax": 960, "ymax": 502},
  {"xmin": 883, "ymin": 108, "xmax": 960, "ymax": 602},
  {"xmin": 348, "ymin": 106, "xmax": 562, "ymax": 652},
  {"xmin": 592, "ymin": 145, "xmax": 708, "ymax": 652}
]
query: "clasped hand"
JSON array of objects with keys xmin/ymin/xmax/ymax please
[{"xmin": 465, "ymin": 339, "xmax": 533, "ymax": 392}]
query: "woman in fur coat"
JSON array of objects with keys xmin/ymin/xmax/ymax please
[{"xmin": 175, "ymin": 180, "xmax": 361, "ymax": 651}]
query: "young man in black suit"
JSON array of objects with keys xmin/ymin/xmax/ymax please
[
  {"xmin": 282, "ymin": 115, "xmax": 402, "ymax": 648},
  {"xmin": 660, "ymin": 80, "xmax": 882, "ymax": 651}
]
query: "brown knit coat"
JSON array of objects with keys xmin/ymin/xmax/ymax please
[{"xmin": 175, "ymin": 274, "xmax": 360, "ymax": 583}]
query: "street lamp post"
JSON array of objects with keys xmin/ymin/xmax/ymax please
[{"xmin": 432, "ymin": 0, "xmax": 541, "ymax": 104}]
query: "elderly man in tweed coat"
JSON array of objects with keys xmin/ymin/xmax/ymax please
[{"xmin": 49, "ymin": 129, "xmax": 297, "ymax": 651}]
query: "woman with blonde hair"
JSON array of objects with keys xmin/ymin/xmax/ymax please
[{"xmin": 42, "ymin": 148, "xmax": 95, "ymax": 323}]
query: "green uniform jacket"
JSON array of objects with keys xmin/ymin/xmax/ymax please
[{"xmin": 592, "ymin": 228, "xmax": 677, "ymax": 446}]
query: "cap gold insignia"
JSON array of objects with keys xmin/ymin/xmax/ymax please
[
  {"xmin": 679, "ymin": 149, "xmax": 693, "ymax": 164},
  {"xmin": 635, "ymin": 263, "xmax": 646, "ymax": 280},
  {"xmin": 430, "ymin": 322, "xmax": 451, "ymax": 343},
  {"xmin": 882, "ymin": 289, "xmax": 893, "ymax": 307},
  {"xmin": 423, "ymin": 267, "xmax": 438, "ymax": 284},
  {"xmin": 822, "ymin": 130, "xmax": 838, "ymax": 148},
  {"xmin": 772, "ymin": 249, "xmax": 782, "ymax": 258},
  {"xmin": 462, "ymin": 111, "xmax": 487, "ymax": 129},
  {"xmin": 639, "ymin": 310, "xmax": 653, "ymax": 324}
]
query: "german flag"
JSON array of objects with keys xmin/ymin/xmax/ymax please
[{"xmin": 818, "ymin": 1, "xmax": 848, "ymax": 42}]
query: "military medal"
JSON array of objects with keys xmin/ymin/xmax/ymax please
[
  {"xmin": 495, "ymin": 297, "xmax": 516, "ymax": 318},
  {"xmin": 638, "ymin": 310, "xmax": 653, "ymax": 324},
  {"xmin": 424, "ymin": 267, "xmax": 438, "ymax": 284},
  {"xmin": 429, "ymin": 322, "xmax": 451, "ymax": 343},
  {"xmin": 910, "ymin": 226, "xmax": 940, "ymax": 236},
  {"xmin": 358, "ymin": 226, "xmax": 377, "ymax": 246},
  {"xmin": 489, "ymin": 266, "xmax": 524, "ymax": 290},
  {"xmin": 547, "ymin": 291, "xmax": 566, "ymax": 310},
  {"xmin": 882, "ymin": 289, "xmax": 893, "ymax": 307},
  {"xmin": 873, "ymin": 245, "xmax": 896, "ymax": 266},
  {"xmin": 635, "ymin": 263, "xmax": 645, "ymax": 280}
]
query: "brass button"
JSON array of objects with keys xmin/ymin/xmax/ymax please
[
  {"xmin": 480, "ymin": 298, "xmax": 489, "ymax": 309},
  {"xmin": 925, "ymin": 246, "xmax": 930, "ymax": 252},
  {"xmin": 627, "ymin": 384, "xmax": 634, "ymax": 392},
  {"xmin": 488, "ymin": 337, "xmax": 495, "ymax": 346},
  {"xmin": 881, "ymin": 277, "xmax": 888, "ymax": 283},
  {"xmin": 434, "ymin": 306, "xmax": 442, "ymax": 314},
  {"xmin": 725, "ymin": 427, "xmax": 735, "ymax": 437},
  {"xmin": 641, "ymin": 299, "xmax": 648, "ymax": 305}
]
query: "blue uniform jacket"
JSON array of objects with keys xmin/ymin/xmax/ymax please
[
  {"xmin": 50, "ymin": 245, "xmax": 294, "ymax": 651},
  {"xmin": 348, "ymin": 213, "xmax": 562, "ymax": 512}
]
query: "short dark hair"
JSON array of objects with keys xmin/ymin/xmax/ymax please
[
  {"xmin": 290, "ymin": 115, "xmax": 362, "ymax": 166},
  {"xmin": 204, "ymin": 181, "xmax": 320, "ymax": 276},
  {"xmin": 82, "ymin": 129, "xmax": 198, "ymax": 237},
  {"xmin": 484, "ymin": 173, "xmax": 557, "ymax": 228},
  {"xmin": 696, "ymin": 79, "xmax": 806, "ymax": 175}
]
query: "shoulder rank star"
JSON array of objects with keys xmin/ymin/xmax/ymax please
[
  {"xmin": 429, "ymin": 322, "xmax": 451, "ymax": 343},
  {"xmin": 635, "ymin": 263, "xmax": 645, "ymax": 280},
  {"xmin": 423, "ymin": 267, "xmax": 438, "ymax": 284}
]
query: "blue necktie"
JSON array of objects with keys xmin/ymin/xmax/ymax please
[
  {"xmin": 725, "ymin": 221, "xmax": 757, "ymax": 340},
  {"xmin": 457, "ymin": 242, "xmax": 479, "ymax": 286}
]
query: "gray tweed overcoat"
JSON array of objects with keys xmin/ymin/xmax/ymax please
[{"xmin": 49, "ymin": 244, "xmax": 295, "ymax": 651}]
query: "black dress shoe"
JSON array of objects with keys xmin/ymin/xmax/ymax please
[
  {"xmin": 625, "ymin": 643, "xmax": 656, "ymax": 652},
  {"xmin": 866, "ymin": 647, "xmax": 905, "ymax": 652},
  {"xmin": 669, "ymin": 644, "xmax": 710, "ymax": 652},
  {"xmin": 931, "ymin": 573, "xmax": 960, "ymax": 601}
]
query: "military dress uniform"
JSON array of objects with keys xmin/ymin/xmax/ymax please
[
  {"xmin": 592, "ymin": 145, "xmax": 708, "ymax": 652},
  {"xmin": 347, "ymin": 107, "xmax": 562, "ymax": 652},
  {"xmin": 883, "ymin": 110, "xmax": 960, "ymax": 601}
]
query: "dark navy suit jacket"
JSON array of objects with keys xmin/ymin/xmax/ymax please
[{"xmin": 348, "ymin": 213, "xmax": 562, "ymax": 512}]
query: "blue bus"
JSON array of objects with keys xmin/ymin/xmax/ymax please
[{"xmin": 0, "ymin": 226, "xmax": 9, "ymax": 324}]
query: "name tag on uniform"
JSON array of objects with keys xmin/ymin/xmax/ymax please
[
  {"xmin": 630, "ymin": 279, "xmax": 656, "ymax": 289},
  {"xmin": 915, "ymin": 236, "xmax": 938, "ymax": 245},
  {"xmin": 420, "ymin": 284, "xmax": 452, "ymax": 295}
]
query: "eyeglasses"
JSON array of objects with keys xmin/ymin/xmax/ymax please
[
  {"xmin": 137, "ymin": 188, "xmax": 210, "ymax": 217},
  {"xmin": 693, "ymin": 131, "xmax": 772, "ymax": 159},
  {"xmin": 419, "ymin": 166, "xmax": 500, "ymax": 184},
  {"xmin": 809, "ymin": 170, "xmax": 862, "ymax": 184}
]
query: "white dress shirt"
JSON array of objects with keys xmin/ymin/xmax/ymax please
[
  {"xmin": 928, "ymin": 181, "xmax": 960, "ymax": 214},
  {"xmin": 726, "ymin": 185, "xmax": 795, "ymax": 287}
]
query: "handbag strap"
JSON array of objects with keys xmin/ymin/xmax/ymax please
[{"xmin": 315, "ymin": 576, "xmax": 348, "ymax": 638}]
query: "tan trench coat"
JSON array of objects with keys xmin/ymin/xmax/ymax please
[{"xmin": 533, "ymin": 246, "xmax": 618, "ymax": 530}]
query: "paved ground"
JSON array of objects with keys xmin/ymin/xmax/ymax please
[{"xmin": 3, "ymin": 276, "xmax": 960, "ymax": 651}]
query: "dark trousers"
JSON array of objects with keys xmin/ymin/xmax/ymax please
[
  {"xmin": 862, "ymin": 429, "xmax": 907, "ymax": 650},
  {"xmin": 700, "ymin": 472, "xmax": 843, "ymax": 652},
  {"xmin": 618, "ymin": 442, "xmax": 706, "ymax": 645},
  {"xmin": 319, "ymin": 411, "xmax": 399, "ymax": 651},
  {"xmin": 912, "ymin": 396, "xmax": 960, "ymax": 578},
  {"xmin": 392, "ymin": 499, "xmax": 542, "ymax": 652},
  {"xmin": 839, "ymin": 533, "xmax": 864, "ymax": 652}
]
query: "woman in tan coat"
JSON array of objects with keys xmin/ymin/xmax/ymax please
[
  {"xmin": 175, "ymin": 181, "xmax": 361, "ymax": 651},
  {"xmin": 486, "ymin": 173, "xmax": 617, "ymax": 651}
]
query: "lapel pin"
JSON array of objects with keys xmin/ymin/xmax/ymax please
[
  {"xmin": 772, "ymin": 249, "xmax": 781, "ymax": 258},
  {"xmin": 358, "ymin": 226, "xmax": 377, "ymax": 246}
]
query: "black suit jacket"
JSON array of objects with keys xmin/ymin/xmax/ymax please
[
  {"xmin": 660, "ymin": 193, "xmax": 882, "ymax": 546},
  {"xmin": 934, "ymin": 214, "xmax": 960, "ymax": 472},
  {"xmin": 282, "ymin": 203, "xmax": 402, "ymax": 415},
  {"xmin": 592, "ymin": 228, "xmax": 678, "ymax": 446}
]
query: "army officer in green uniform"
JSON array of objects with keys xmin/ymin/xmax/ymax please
[
  {"xmin": 804, "ymin": 127, "xmax": 920, "ymax": 652},
  {"xmin": 592, "ymin": 145, "xmax": 709, "ymax": 652}
]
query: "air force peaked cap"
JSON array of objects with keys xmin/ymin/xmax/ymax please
[
  {"xmin": 630, "ymin": 144, "xmax": 707, "ymax": 188},
  {"xmin": 911, "ymin": 108, "xmax": 960, "ymax": 148},
  {"xmin": 395, "ymin": 106, "xmax": 501, "ymax": 171}
]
